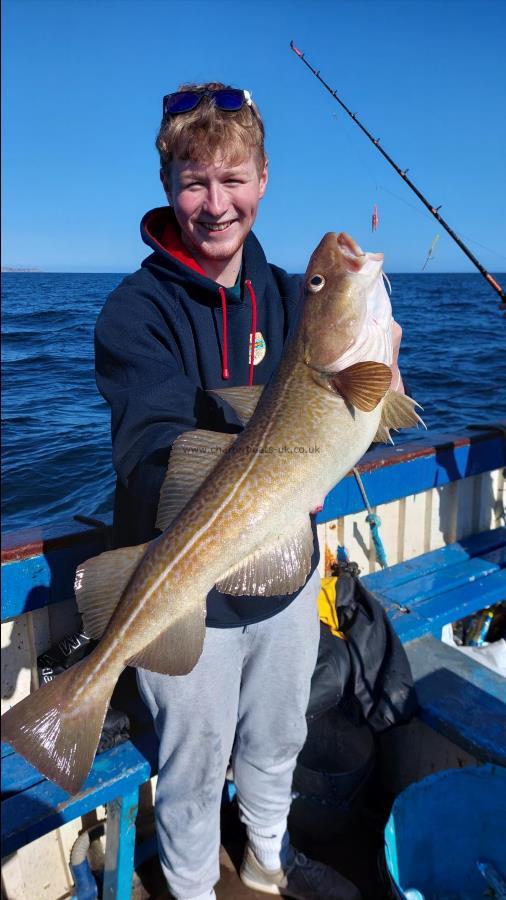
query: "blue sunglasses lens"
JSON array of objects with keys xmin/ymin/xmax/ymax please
[
  {"xmin": 164, "ymin": 92, "xmax": 202, "ymax": 115},
  {"xmin": 212, "ymin": 89, "xmax": 245, "ymax": 110},
  {"xmin": 163, "ymin": 89, "xmax": 247, "ymax": 117}
]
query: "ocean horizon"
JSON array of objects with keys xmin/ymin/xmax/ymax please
[
  {"xmin": 3, "ymin": 268, "xmax": 498, "ymax": 275},
  {"xmin": 2, "ymin": 271, "xmax": 505, "ymax": 535}
]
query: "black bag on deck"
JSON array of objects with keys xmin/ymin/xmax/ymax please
[{"xmin": 307, "ymin": 570, "xmax": 417, "ymax": 731}]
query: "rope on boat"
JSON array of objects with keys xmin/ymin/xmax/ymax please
[
  {"xmin": 352, "ymin": 467, "xmax": 388, "ymax": 568},
  {"xmin": 69, "ymin": 822, "xmax": 105, "ymax": 899}
]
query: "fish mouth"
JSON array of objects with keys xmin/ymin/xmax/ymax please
[
  {"xmin": 336, "ymin": 232, "xmax": 365, "ymax": 258},
  {"xmin": 335, "ymin": 233, "xmax": 384, "ymax": 271}
]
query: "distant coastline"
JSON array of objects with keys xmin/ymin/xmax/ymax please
[{"xmin": 2, "ymin": 267, "xmax": 43, "ymax": 273}]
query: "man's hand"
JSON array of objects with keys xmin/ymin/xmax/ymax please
[{"xmin": 391, "ymin": 319, "xmax": 405, "ymax": 394}]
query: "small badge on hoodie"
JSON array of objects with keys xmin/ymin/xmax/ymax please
[{"xmin": 249, "ymin": 331, "xmax": 266, "ymax": 365}]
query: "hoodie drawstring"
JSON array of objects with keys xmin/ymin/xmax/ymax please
[
  {"xmin": 218, "ymin": 280, "xmax": 258, "ymax": 385},
  {"xmin": 218, "ymin": 286, "xmax": 229, "ymax": 380},
  {"xmin": 245, "ymin": 279, "xmax": 257, "ymax": 386}
]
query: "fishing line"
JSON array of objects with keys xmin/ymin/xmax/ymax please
[
  {"xmin": 334, "ymin": 111, "xmax": 434, "ymax": 244},
  {"xmin": 335, "ymin": 110, "xmax": 504, "ymax": 259},
  {"xmin": 448, "ymin": 234, "xmax": 506, "ymax": 264},
  {"xmin": 337, "ymin": 132, "xmax": 506, "ymax": 264},
  {"xmin": 290, "ymin": 40, "xmax": 506, "ymax": 306},
  {"xmin": 333, "ymin": 111, "xmax": 444, "ymax": 268},
  {"xmin": 374, "ymin": 180, "xmax": 506, "ymax": 263},
  {"xmin": 332, "ymin": 114, "xmax": 383, "ymax": 220}
]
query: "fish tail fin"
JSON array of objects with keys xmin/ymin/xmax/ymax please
[{"xmin": 1, "ymin": 655, "xmax": 115, "ymax": 794}]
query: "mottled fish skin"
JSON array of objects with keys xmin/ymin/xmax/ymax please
[
  {"xmin": 81, "ymin": 234, "xmax": 390, "ymax": 675},
  {"xmin": 1, "ymin": 232, "xmax": 402, "ymax": 794}
]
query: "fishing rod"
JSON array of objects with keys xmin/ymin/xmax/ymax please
[{"xmin": 290, "ymin": 40, "xmax": 506, "ymax": 308}]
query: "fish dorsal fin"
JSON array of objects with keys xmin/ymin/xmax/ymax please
[
  {"xmin": 329, "ymin": 361, "xmax": 392, "ymax": 412},
  {"xmin": 156, "ymin": 430, "xmax": 237, "ymax": 531},
  {"xmin": 373, "ymin": 389, "xmax": 426, "ymax": 443},
  {"xmin": 75, "ymin": 543, "xmax": 149, "ymax": 639},
  {"xmin": 208, "ymin": 385, "xmax": 264, "ymax": 426},
  {"xmin": 75, "ymin": 543, "xmax": 206, "ymax": 675},
  {"xmin": 215, "ymin": 518, "xmax": 314, "ymax": 597},
  {"xmin": 156, "ymin": 391, "xmax": 264, "ymax": 533}
]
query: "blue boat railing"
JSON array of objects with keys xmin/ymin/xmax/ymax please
[
  {"xmin": 1, "ymin": 422, "xmax": 505, "ymax": 898},
  {"xmin": 2, "ymin": 423, "xmax": 505, "ymax": 621}
]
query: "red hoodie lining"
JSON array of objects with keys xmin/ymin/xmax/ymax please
[
  {"xmin": 159, "ymin": 221, "xmax": 208, "ymax": 276},
  {"xmin": 146, "ymin": 211, "xmax": 257, "ymax": 383},
  {"xmin": 144, "ymin": 209, "xmax": 207, "ymax": 276}
]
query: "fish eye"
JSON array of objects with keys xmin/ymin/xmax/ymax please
[{"xmin": 307, "ymin": 274, "xmax": 326, "ymax": 293}]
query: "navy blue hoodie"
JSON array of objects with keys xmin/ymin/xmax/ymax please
[{"xmin": 95, "ymin": 207, "xmax": 319, "ymax": 626}]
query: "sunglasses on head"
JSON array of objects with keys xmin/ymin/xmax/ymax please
[{"xmin": 163, "ymin": 88, "xmax": 253, "ymax": 117}]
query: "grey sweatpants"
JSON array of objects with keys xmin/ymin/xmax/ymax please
[{"xmin": 137, "ymin": 571, "xmax": 321, "ymax": 898}]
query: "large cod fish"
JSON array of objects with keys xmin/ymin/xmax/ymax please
[{"xmin": 2, "ymin": 232, "xmax": 422, "ymax": 794}]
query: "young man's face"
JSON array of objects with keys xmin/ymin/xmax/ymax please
[{"xmin": 163, "ymin": 152, "xmax": 268, "ymax": 268}]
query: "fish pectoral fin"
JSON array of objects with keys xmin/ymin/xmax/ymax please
[
  {"xmin": 215, "ymin": 519, "xmax": 314, "ymax": 597},
  {"xmin": 75, "ymin": 543, "xmax": 150, "ymax": 639},
  {"xmin": 128, "ymin": 595, "xmax": 206, "ymax": 675},
  {"xmin": 156, "ymin": 430, "xmax": 237, "ymax": 531},
  {"xmin": 373, "ymin": 389, "xmax": 426, "ymax": 443},
  {"xmin": 207, "ymin": 385, "xmax": 264, "ymax": 426},
  {"xmin": 330, "ymin": 361, "xmax": 392, "ymax": 412}
]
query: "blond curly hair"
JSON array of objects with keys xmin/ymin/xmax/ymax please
[{"xmin": 156, "ymin": 82, "xmax": 266, "ymax": 176}]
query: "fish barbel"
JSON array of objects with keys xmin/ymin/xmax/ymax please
[{"xmin": 2, "ymin": 232, "xmax": 423, "ymax": 793}]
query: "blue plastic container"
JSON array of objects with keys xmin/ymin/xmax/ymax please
[{"xmin": 385, "ymin": 765, "xmax": 506, "ymax": 899}]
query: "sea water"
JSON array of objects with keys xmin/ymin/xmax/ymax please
[{"xmin": 2, "ymin": 271, "xmax": 505, "ymax": 533}]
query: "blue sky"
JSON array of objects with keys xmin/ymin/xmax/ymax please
[{"xmin": 2, "ymin": 0, "xmax": 505, "ymax": 274}]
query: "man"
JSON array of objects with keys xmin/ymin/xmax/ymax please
[{"xmin": 95, "ymin": 83, "xmax": 398, "ymax": 900}]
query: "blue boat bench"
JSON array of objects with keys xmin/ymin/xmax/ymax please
[
  {"xmin": 2, "ymin": 424, "xmax": 505, "ymax": 897},
  {"xmin": 363, "ymin": 526, "xmax": 506, "ymax": 767}
]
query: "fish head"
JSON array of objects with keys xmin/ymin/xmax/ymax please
[{"xmin": 302, "ymin": 232, "xmax": 393, "ymax": 373}]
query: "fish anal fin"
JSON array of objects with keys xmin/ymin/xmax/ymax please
[
  {"xmin": 373, "ymin": 389, "xmax": 426, "ymax": 443},
  {"xmin": 156, "ymin": 430, "xmax": 237, "ymax": 531},
  {"xmin": 76, "ymin": 544, "xmax": 206, "ymax": 676},
  {"xmin": 208, "ymin": 385, "xmax": 264, "ymax": 426},
  {"xmin": 128, "ymin": 594, "xmax": 206, "ymax": 675},
  {"xmin": 1, "ymin": 656, "xmax": 113, "ymax": 795},
  {"xmin": 330, "ymin": 361, "xmax": 392, "ymax": 412},
  {"xmin": 215, "ymin": 519, "xmax": 314, "ymax": 597},
  {"xmin": 75, "ymin": 543, "xmax": 149, "ymax": 640}
]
